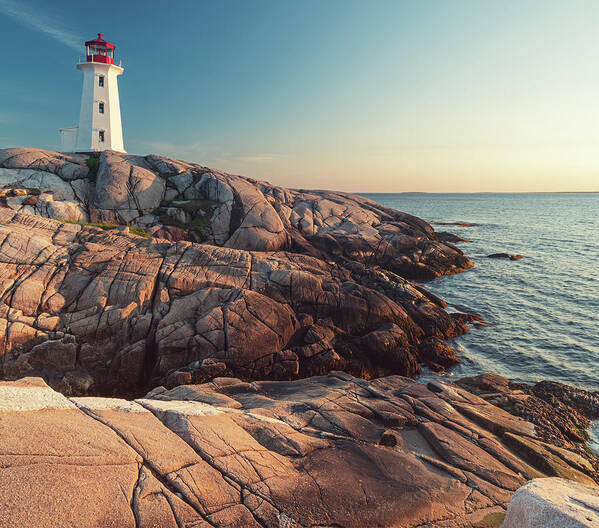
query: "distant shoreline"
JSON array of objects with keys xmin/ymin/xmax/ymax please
[{"xmin": 359, "ymin": 191, "xmax": 599, "ymax": 195}]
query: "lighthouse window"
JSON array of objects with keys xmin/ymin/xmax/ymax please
[
  {"xmin": 98, "ymin": 75, "xmax": 104, "ymax": 87},
  {"xmin": 99, "ymin": 102, "xmax": 105, "ymax": 114},
  {"xmin": 99, "ymin": 130, "xmax": 105, "ymax": 143}
]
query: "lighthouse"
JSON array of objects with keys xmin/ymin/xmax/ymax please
[{"xmin": 60, "ymin": 33, "xmax": 125, "ymax": 153}]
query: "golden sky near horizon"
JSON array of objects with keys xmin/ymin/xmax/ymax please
[{"xmin": 2, "ymin": 1, "xmax": 599, "ymax": 193}]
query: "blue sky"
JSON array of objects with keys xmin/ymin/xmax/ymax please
[{"xmin": 1, "ymin": 0, "xmax": 599, "ymax": 192}]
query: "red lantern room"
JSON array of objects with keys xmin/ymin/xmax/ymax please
[{"xmin": 85, "ymin": 33, "xmax": 116, "ymax": 64}]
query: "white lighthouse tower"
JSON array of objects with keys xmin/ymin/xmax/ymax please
[{"xmin": 60, "ymin": 33, "xmax": 125, "ymax": 153}]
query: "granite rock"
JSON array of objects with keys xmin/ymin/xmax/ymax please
[
  {"xmin": 501, "ymin": 478, "xmax": 599, "ymax": 528},
  {"xmin": 0, "ymin": 209, "xmax": 475, "ymax": 394},
  {"xmin": 0, "ymin": 148, "xmax": 473, "ymax": 279},
  {"xmin": 1, "ymin": 374, "xmax": 597, "ymax": 527},
  {"xmin": 0, "ymin": 148, "xmax": 478, "ymax": 394}
]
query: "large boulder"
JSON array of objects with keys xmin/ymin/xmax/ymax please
[
  {"xmin": 0, "ymin": 148, "xmax": 88, "ymax": 180},
  {"xmin": 0, "ymin": 150, "xmax": 90, "ymax": 223},
  {"xmin": 93, "ymin": 151, "xmax": 166, "ymax": 222},
  {"xmin": 0, "ymin": 168, "xmax": 76, "ymax": 200},
  {"xmin": 501, "ymin": 478, "xmax": 599, "ymax": 527}
]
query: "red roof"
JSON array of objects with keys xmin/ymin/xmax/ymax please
[{"xmin": 85, "ymin": 33, "xmax": 115, "ymax": 50}]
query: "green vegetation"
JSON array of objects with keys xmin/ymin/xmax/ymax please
[
  {"xmin": 156, "ymin": 198, "xmax": 218, "ymax": 239},
  {"xmin": 472, "ymin": 512, "xmax": 506, "ymax": 528},
  {"xmin": 62, "ymin": 219, "xmax": 117, "ymax": 230},
  {"xmin": 188, "ymin": 215, "xmax": 207, "ymax": 237},
  {"xmin": 60, "ymin": 219, "xmax": 151, "ymax": 238},
  {"xmin": 129, "ymin": 226, "xmax": 152, "ymax": 238},
  {"xmin": 86, "ymin": 154, "xmax": 100, "ymax": 182}
]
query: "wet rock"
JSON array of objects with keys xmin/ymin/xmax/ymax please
[
  {"xmin": 503, "ymin": 432, "xmax": 597, "ymax": 486},
  {"xmin": 487, "ymin": 253, "xmax": 523, "ymax": 260},
  {"xmin": 457, "ymin": 374, "xmax": 599, "ymax": 477},
  {"xmin": 436, "ymin": 231, "xmax": 470, "ymax": 243},
  {"xmin": 431, "ymin": 221, "xmax": 478, "ymax": 227},
  {"xmin": 532, "ymin": 380, "xmax": 599, "ymax": 419},
  {"xmin": 418, "ymin": 336, "xmax": 460, "ymax": 372}
]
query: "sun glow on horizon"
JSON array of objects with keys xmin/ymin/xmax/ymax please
[{"xmin": 2, "ymin": 0, "xmax": 599, "ymax": 192}]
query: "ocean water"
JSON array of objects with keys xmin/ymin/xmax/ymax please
[{"xmin": 363, "ymin": 193, "xmax": 599, "ymax": 393}]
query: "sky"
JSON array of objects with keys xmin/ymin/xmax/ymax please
[{"xmin": 1, "ymin": 0, "xmax": 599, "ymax": 192}]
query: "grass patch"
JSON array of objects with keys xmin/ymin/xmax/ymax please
[
  {"xmin": 86, "ymin": 154, "xmax": 100, "ymax": 182},
  {"xmin": 159, "ymin": 212, "xmax": 207, "ymax": 238},
  {"xmin": 188, "ymin": 215, "xmax": 207, "ymax": 237},
  {"xmin": 129, "ymin": 226, "xmax": 152, "ymax": 238},
  {"xmin": 62, "ymin": 219, "xmax": 117, "ymax": 230},
  {"xmin": 472, "ymin": 512, "xmax": 506, "ymax": 528},
  {"xmin": 60, "ymin": 219, "xmax": 151, "ymax": 238}
]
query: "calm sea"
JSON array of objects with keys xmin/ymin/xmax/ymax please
[{"xmin": 364, "ymin": 193, "xmax": 599, "ymax": 392}]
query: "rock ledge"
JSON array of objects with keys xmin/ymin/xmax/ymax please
[{"xmin": 0, "ymin": 373, "xmax": 597, "ymax": 527}]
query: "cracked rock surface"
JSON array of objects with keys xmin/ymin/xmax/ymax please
[
  {"xmin": 0, "ymin": 148, "xmax": 476, "ymax": 395},
  {"xmin": 1, "ymin": 373, "xmax": 597, "ymax": 528},
  {"xmin": 0, "ymin": 148, "xmax": 472, "ymax": 279}
]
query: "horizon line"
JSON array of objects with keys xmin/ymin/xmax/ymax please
[{"xmin": 356, "ymin": 191, "xmax": 599, "ymax": 195}]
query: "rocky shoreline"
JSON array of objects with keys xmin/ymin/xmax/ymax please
[
  {"xmin": 1, "ymin": 372, "xmax": 597, "ymax": 527},
  {"xmin": 0, "ymin": 147, "xmax": 596, "ymax": 527},
  {"xmin": 0, "ymin": 147, "xmax": 475, "ymax": 396}
]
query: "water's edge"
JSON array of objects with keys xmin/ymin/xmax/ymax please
[{"xmin": 363, "ymin": 193, "xmax": 599, "ymax": 453}]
